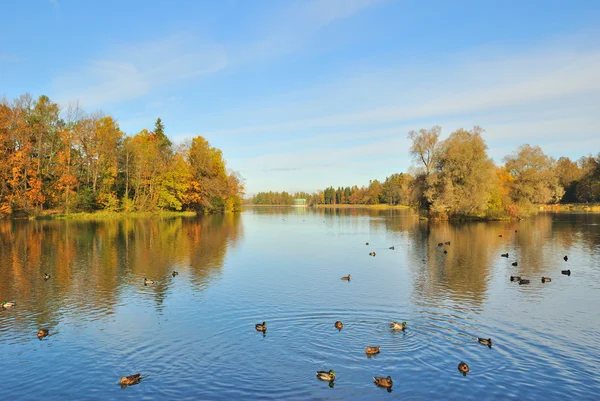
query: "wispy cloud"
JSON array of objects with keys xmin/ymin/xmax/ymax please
[
  {"xmin": 234, "ymin": 0, "xmax": 384, "ymax": 62},
  {"xmin": 0, "ymin": 54, "xmax": 23, "ymax": 63},
  {"xmin": 204, "ymin": 43, "xmax": 600, "ymax": 138},
  {"xmin": 52, "ymin": 34, "xmax": 227, "ymax": 107}
]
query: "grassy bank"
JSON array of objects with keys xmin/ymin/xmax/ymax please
[
  {"xmin": 538, "ymin": 203, "xmax": 600, "ymax": 213},
  {"xmin": 32, "ymin": 210, "xmax": 197, "ymax": 221}
]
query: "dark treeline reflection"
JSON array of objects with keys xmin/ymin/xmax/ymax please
[{"xmin": 0, "ymin": 215, "xmax": 242, "ymax": 328}]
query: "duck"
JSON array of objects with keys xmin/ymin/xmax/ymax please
[
  {"xmin": 437, "ymin": 243, "xmax": 443, "ymax": 247},
  {"xmin": 119, "ymin": 373, "xmax": 142, "ymax": 387},
  {"xmin": 501, "ymin": 253, "xmax": 509, "ymax": 258},
  {"xmin": 373, "ymin": 376, "xmax": 393, "ymax": 388},
  {"xmin": 255, "ymin": 321, "xmax": 267, "ymax": 332},
  {"xmin": 43, "ymin": 273, "xmax": 51, "ymax": 280},
  {"xmin": 389, "ymin": 321, "xmax": 407, "ymax": 330},
  {"xmin": 389, "ymin": 246, "xmax": 395, "ymax": 250},
  {"xmin": 334, "ymin": 321, "xmax": 343, "ymax": 330},
  {"xmin": 444, "ymin": 241, "xmax": 451, "ymax": 245},
  {"xmin": 316, "ymin": 370, "xmax": 336, "ymax": 382},
  {"xmin": 477, "ymin": 338, "xmax": 492, "ymax": 348},
  {"xmin": 365, "ymin": 346, "xmax": 381, "ymax": 355},
  {"xmin": 498, "ymin": 234, "xmax": 503, "ymax": 238},
  {"xmin": 2, "ymin": 301, "xmax": 16, "ymax": 309},
  {"xmin": 143, "ymin": 278, "xmax": 155, "ymax": 285},
  {"xmin": 172, "ymin": 271, "xmax": 179, "ymax": 277},
  {"xmin": 368, "ymin": 252, "xmax": 376, "ymax": 257},
  {"xmin": 561, "ymin": 270, "xmax": 571, "ymax": 276},
  {"xmin": 510, "ymin": 276, "xmax": 521, "ymax": 282},
  {"xmin": 341, "ymin": 274, "xmax": 351, "ymax": 281},
  {"xmin": 37, "ymin": 329, "xmax": 49, "ymax": 339},
  {"xmin": 564, "ymin": 255, "xmax": 568, "ymax": 261},
  {"xmin": 458, "ymin": 362, "xmax": 469, "ymax": 376},
  {"xmin": 366, "ymin": 242, "xmax": 369, "ymax": 246},
  {"xmin": 443, "ymin": 250, "xmax": 448, "ymax": 254},
  {"xmin": 541, "ymin": 277, "xmax": 552, "ymax": 283},
  {"xmin": 512, "ymin": 262, "xmax": 518, "ymax": 267},
  {"xmin": 518, "ymin": 279, "xmax": 530, "ymax": 285}
]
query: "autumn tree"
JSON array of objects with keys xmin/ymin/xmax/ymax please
[
  {"xmin": 425, "ymin": 127, "xmax": 497, "ymax": 218},
  {"xmin": 504, "ymin": 145, "xmax": 564, "ymax": 207}
]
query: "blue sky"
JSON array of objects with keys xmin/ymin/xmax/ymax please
[{"xmin": 1, "ymin": 0, "xmax": 599, "ymax": 195}]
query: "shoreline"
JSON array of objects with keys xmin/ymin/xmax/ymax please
[{"xmin": 28, "ymin": 210, "xmax": 198, "ymax": 221}]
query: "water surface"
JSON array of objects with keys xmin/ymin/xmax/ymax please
[{"xmin": 1, "ymin": 209, "xmax": 599, "ymax": 400}]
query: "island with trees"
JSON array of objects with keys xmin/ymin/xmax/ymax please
[{"xmin": 250, "ymin": 126, "xmax": 600, "ymax": 220}]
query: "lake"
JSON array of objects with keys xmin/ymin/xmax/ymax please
[{"xmin": 1, "ymin": 208, "xmax": 600, "ymax": 400}]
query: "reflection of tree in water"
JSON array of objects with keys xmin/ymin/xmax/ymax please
[
  {"xmin": 405, "ymin": 221, "xmax": 517, "ymax": 311},
  {"xmin": 0, "ymin": 215, "xmax": 242, "ymax": 327}
]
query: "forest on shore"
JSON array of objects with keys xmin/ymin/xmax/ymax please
[
  {"xmin": 0, "ymin": 94, "xmax": 244, "ymax": 218},
  {"xmin": 251, "ymin": 126, "xmax": 600, "ymax": 219}
]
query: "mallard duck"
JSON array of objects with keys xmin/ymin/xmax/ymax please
[
  {"xmin": 389, "ymin": 321, "xmax": 407, "ymax": 330},
  {"xmin": 501, "ymin": 253, "xmax": 509, "ymax": 258},
  {"xmin": 563, "ymin": 255, "xmax": 568, "ymax": 261},
  {"xmin": 518, "ymin": 279, "xmax": 530, "ymax": 285},
  {"xmin": 334, "ymin": 321, "xmax": 343, "ymax": 330},
  {"xmin": 389, "ymin": 246, "xmax": 395, "ymax": 250},
  {"xmin": 341, "ymin": 274, "xmax": 351, "ymax": 281},
  {"xmin": 477, "ymin": 338, "xmax": 492, "ymax": 348},
  {"xmin": 172, "ymin": 271, "xmax": 179, "ymax": 277},
  {"xmin": 316, "ymin": 370, "xmax": 336, "ymax": 381},
  {"xmin": 458, "ymin": 362, "xmax": 469, "ymax": 376},
  {"xmin": 437, "ymin": 243, "xmax": 443, "ymax": 247},
  {"xmin": 561, "ymin": 270, "xmax": 571, "ymax": 276},
  {"xmin": 144, "ymin": 278, "xmax": 155, "ymax": 285},
  {"xmin": 373, "ymin": 376, "xmax": 393, "ymax": 388},
  {"xmin": 2, "ymin": 301, "xmax": 16, "ymax": 309},
  {"xmin": 365, "ymin": 346, "xmax": 381, "ymax": 355},
  {"xmin": 43, "ymin": 273, "xmax": 50, "ymax": 280},
  {"xmin": 512, "ymin": 262, "xmax": 518, "ymax": 266},
  {"xmin": 255, "ymin": 321, "xmax": 267, "ymax": 332},
  {"xmin": 541, "ymin": 277, "xmax": 551, "ymax": 283},
  {"xmin": 365, "ymin": 242, "xmax": 369, "ymax": 245},
  {"xmin": 37, "ymin": 329, "xmax": 49, "ymax": 339},
  {"xmin": 119, "ymin": 373, "xmax": 142, "ymax": 387},
  {"xmin": 510, "ymin": 276, "xmax": 521, "ymax": 282}
]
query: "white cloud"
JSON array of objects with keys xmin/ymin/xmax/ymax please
[{"xmin": 52, "ymin": 35, "xmax": 228, "ymax": 107}]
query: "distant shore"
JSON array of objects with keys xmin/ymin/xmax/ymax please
[
  {"xmin": 538, "ymin": 203, "xmax": 600, "ymax": 213},
  {"xmin": 244, "ymin": 204, "xmax": 411, "ymax": 210}
]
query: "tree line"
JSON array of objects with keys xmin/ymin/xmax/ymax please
[
  {"xmin": 0, "ymin": 94, "xmax": 244, "ymax": 218},
  {"xmin": 251, "ymin": 126, "xmax": 600, "ymax": 219}
]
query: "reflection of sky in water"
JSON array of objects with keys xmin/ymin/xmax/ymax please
[{"xmin": 1, "ymin": 210, "xmax": 599, "ymax": 400}]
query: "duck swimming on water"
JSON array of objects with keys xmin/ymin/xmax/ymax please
[
  {"xmin": 373, "ymin": 376, "xmax": 393, "ymax": 389},
  {"xmin": 477, "ymin": 338, "xmax": 492, "ymax": 348},
  {"xmin": 458, "ymin": 362, "xmax": 469, "ymax": 376},
  {"xmin": 365, "ymin": 346, "xmax": 381, "ymax": 355},
  {"xmin": 119, "ymin": 374, "xmax": 142, "ymax": 387},
  {"xmin": 316, "ymin": 370, "xmax": 336, "ymax": 382}
]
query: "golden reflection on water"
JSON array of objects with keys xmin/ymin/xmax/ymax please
[{"xmin": 0, "ymin": 215, "xmax": 242, "ymax": 324}]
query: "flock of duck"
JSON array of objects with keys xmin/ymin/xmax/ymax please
[{"xmin": 0, "ymin": 230, "xmax": 572, "ymax": 392}]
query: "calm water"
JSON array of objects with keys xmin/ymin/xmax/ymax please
[{"xmin": 1, "ymin": 208, "xmax": 600, "ymax": 400}]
